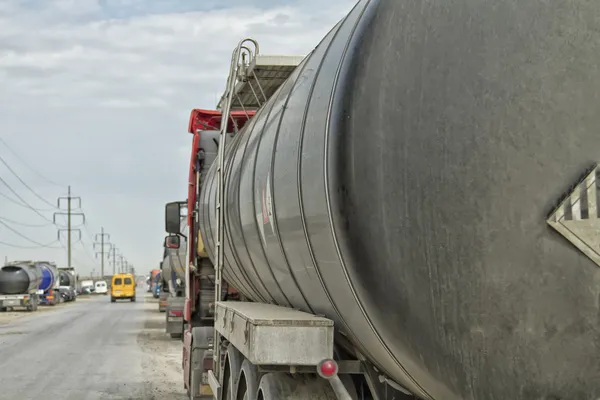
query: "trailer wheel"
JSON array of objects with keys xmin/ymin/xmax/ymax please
[
  {"xmin": 237, "ymin": 360, "xmax": 261, "ymax": 400},
  {"xmin": 223, "ymin": 345, "xmax": 243, "ymax": 400},
  {"xmin": 257, "ymin": 373, "xmax": 337, "ymax": 400},
  {"xmin": 27, "ymin": 297, "xmax": 38, "ymax": 312},
  {"xmin": 0, "ymin": 307, "xmax": 6, "ymax": 312}
]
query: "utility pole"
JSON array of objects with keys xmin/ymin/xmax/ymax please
[
  {"xmin": 54, "ymin": 186, "xmax": 85, "ymax": 268},
  {"xmin": 93, "ymin": 227, "xmax": 111, "ymax": 278},
  {"xmin": 109, "ymin": 247, "xmax": 118, "ymax": 275},
  {"xmin": 118, "ymin": 254, "xmax": 125, "ymax": 273}
]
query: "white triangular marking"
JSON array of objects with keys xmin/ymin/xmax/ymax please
[{"xmin": 547, "ymin": 164, "xmax": 600, "ymax": 267}]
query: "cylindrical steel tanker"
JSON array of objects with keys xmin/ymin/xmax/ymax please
[
  {"xmin": 38, "ymin": 262, "xmax": 58, "ymax": 292},
  {"xmin": 58, "ymin": 270, "xmax": 75, "ymax": 287},
  {"xmin": 0, "ymin": 263, "xmax": 42, "ymax": 294},
  {"xmin": 199, "ymin": 0, "xmax": 600, "ymax": 399}
]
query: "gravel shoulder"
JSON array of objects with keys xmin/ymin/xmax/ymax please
[{"xmin": 136, "ymin": 294, "xmax": 188, "ymax": 399}]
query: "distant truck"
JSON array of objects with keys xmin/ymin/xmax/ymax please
[
  {"xmin": 149, "ymin": 269, "xmax": 160, "ymax": 294},
  {"xmin": 57, "ymin": 267, "xmax": 78, "ymax": 302},
  {"xmin": 162, "ymin": 206, "xmax": 188, "ymax": 338},
  {"xmin": 0, "ymin": 261, "xmax": 43, "ymax": 312},
  {"xmin": 158, "ymin": 260, "xmax": 167, "ymax": 312},
  {"xmin": 79, "ymin": 279, "xmax": 94, "ymax": 294}
]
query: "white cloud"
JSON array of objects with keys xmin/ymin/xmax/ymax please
[{"xmin": 0, "ymin": 0, "xmax": 356, "ymax": 275}]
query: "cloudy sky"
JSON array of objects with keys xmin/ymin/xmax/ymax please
[{"xmin": 0, "ymin": 0, "xmax": 356, "ymax": 277}]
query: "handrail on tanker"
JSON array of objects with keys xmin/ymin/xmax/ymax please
[{"xmin": 212, "ymin": 36, "xmax": 260, "ymax": 381}]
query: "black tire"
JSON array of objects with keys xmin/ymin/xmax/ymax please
[
  {"xmin": 131, "ymin": 297, "xmax": 136, "ymax": 302},
  {"xmin": 237, "ymin": 360, "xmax": 261, "ymax": 400},
  {"xmin": 111, "ymin": 297, "xmax": 116, "ymax": 303},
  {"xmin": 258, "ymin": 373, "xmax": 337, "ymax": 400},
  {"xmin": 170, "ymin": 332, "xmax": 182, "ymax": 339}
]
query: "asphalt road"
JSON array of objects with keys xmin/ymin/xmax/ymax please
[{"xmin": 0, "ymin": 292, "xmax": 187, "ymax": 400}]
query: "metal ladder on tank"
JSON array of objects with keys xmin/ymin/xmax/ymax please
[{"xmin": 212, "ymin": 37, "xmax": 262, "ymax": 383}]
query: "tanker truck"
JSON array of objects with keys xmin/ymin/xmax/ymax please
[
  {"xmin": 36, "ymin": 261, "xmax": 60, "ymax": 306},
  {"xmin": 162, "ymin": 206, "xmax": 188, "ymax": 338},
  {"xmin": 0, "ymin": 261, "xmax": 42, "ymax": 312},
  {"xmin": 158, "ymin": 259, "xmax": 168, "ymax": 312},
  {"xmin": 165, "ymin": 1, "xmax": 600, "ymax": 399},
  {"xmin": 57, "ymin": 267, "xmax": 77, "ymax": 302}
]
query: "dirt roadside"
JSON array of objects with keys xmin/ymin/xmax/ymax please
[{"xmin": 137, "ymin": 294, "xmax": 188, "ymax": 399}]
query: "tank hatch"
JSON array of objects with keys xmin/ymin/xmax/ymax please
[{"xmin": 547, "ymin": 164, "xmax": 600, "ymax": 267}]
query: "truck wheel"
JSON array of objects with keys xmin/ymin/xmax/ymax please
[
  {"xmin": 222, "ymin": 345, "xmax": 243, "ymax": 400},
  {"xmin": 170, "ymin": 332, "xmax": 182, "ymax": 339},
  {"xmin": 131, "ymin": 297, "xmax": 136, "ymax": 302},
  {"xmin": 27, "ymin": 299, "xmax": 38, "ymax": 312},
  {"xmin": 0, "ymin": 307, "xmax": 6, "ymax": 312},
  {"xmin": 111, "ymin": 297, "xmax": 116, "ymax": 303},
  {"xmin": 257, "ymin": 373, "xmax": 337, "ymax": 400},
  {"xmin": 236, "ymin": 360, "xmax": 261, "ymax": 400}
]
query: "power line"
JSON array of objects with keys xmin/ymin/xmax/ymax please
[
  {"xmin": 0, "ymin": 190, "xmax": 56, "ymax": 212},
  {"xmin": 0, "ymin": 240, "xmax": 61, "ymax": 249},
  {"xmin": 0, "ymin": 154, "xmax": 58, "ymax": 209},
  {"xmin": 0, "ymin": 176, "xmax": 56, "ymax": 222},
  {"xmin": 0, "ymin": 215, "xmax": 54, "ymax": 228},
  {"xmin": 0, "ymin": 137, "xmax": 63, "ymax": 187},
  {"xmin": 0, "ymin": 219, "xmax": 57, "ymax": 247}
]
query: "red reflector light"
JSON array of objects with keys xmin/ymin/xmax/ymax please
[
  {"xmin": 169, "ymin": 310, "xmax": 183, "ymax": 317},
  {"xmin": 317, "ymin": 359, "xmax": 338, "ymax": 378}
]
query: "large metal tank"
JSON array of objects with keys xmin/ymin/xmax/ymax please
[
  {"xmin": 38, "ymin": 262, "xmax": 58, "ymax": 292},
  {"xmin": 58, "ymin": 270, "xmax": 75, "ymax": 287},
  {"xmin": 199, "ymin": 0, "xmax": 600, "ymax": 399},
  {"xmin": 0, "ymin": 263, "xmax": 42, "ymax": 294}
]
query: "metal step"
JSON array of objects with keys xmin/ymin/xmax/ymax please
[{"xmin": 217, "ymin": 54, "xmax": 304, "ymax": 111}]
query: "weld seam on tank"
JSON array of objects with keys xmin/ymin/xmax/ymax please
[
  {"xmin": 249, "ymin": 87, "xmax": 294, "ymax": 307},
  {"xmin": 322, "ymin": 2, "xmax": 434, "ymax": 399},
  {"xmin": 229, "ymin": 116, "xmax": 279, "ymax": 303},
  {"xmin": 207, "ymin": 158, "xmax": 261, "ymax": 300},
  {"xmin": 204, "ymin": 163, "xmax": 251, "ymax": 298},
  {"xmin": 268, "ymin": 56, "xmax": 317, "ymax": 314},
  {"xmin": 215, "ymin": 138, "xmax": 248, "ymax": 292},
  {"xmin": 220, "ymin": 140, "xmax": 259, "ymax": 297},
  {"xmin": 294, "ymin": 0, "xmax": 373, "ymax": 364},
  {"xmin": 227, "ymin": 119, "xmax": 279, "ymax": 303}
]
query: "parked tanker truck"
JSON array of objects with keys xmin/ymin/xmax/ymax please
[
  {"xmin": 165, "ymin": 1, "xmax": 600, "ymax": 399},
  {"xmin": 57, "ymin": 267, "xmax": 77, "ymax": 302},
  {"xmin": 36, "ymin": 261, "xmax": 60, "ymax": 306},
  {"xmin": 0, "ymin": 260, "xmax": 44, "ymax": 311},
  {"xmin": 162, "ymin": 207, "xmax": 188, "ymax": 337}
]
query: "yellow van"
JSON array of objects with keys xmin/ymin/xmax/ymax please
[{"xmin": 111, "ymin": 273, "xmax": 136, "ymax": 302}]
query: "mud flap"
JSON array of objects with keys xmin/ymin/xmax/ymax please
[{"xmin": 190, "ymin": 326, "xmax": 214, "ymax": 399}]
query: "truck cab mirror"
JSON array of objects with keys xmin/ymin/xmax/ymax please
[
  {"xmin": 164, "ymin": 235, "xmax": 180, "ymax": 249},
  {"xmin": 165, "ymin": 201, "xmax": 182, "ymax": 234}
]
